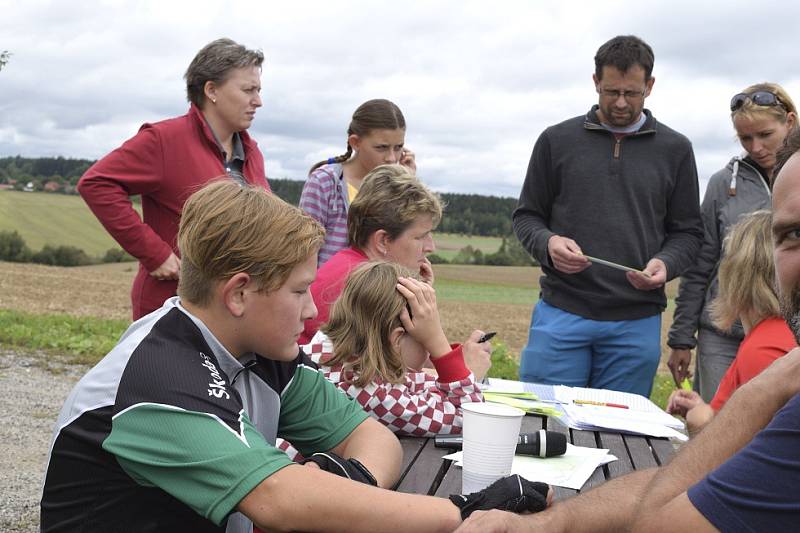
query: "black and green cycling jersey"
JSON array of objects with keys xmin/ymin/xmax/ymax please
[{"xmin": 41, "ymin": 297, "xmax": 368, "ymax": 533}]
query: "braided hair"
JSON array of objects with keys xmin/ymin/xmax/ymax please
[{"xmin": 310, "ymin": 99, "xmax": 406, "ymax": 173}]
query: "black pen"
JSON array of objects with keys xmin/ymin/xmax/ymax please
[{"xmin": 478, "ymin": 331, "xmax": 496, "ymax": 343}]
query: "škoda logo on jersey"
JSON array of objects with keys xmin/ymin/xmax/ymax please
[{"xmin": 199, "ymin": 352, "xmax": 230, "ymax": 400}]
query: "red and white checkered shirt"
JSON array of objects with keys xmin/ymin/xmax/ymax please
[{"xmin": 301, "ymin": 332, "xmax": 483, "ymax": 437}]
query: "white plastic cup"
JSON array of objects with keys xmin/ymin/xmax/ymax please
[{"xmin": 461, "ymin": 402, "xmax": 525, "ymax": 493}]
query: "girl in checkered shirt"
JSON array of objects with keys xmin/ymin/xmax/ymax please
[{"xmin": 304, "ymin": 261, "xmax": 491, "ymax": 437}]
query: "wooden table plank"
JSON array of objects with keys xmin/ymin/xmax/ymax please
[
  {"xmin": 648, "ymin": 437, "xmax": 677, "ymax": 467},
  {"xmin": 623, "ymin": 434, "xmax": 659, "ymax": 470},
  {"xmin": 434, "ymin": 459, "xmax": 462, "ymax": 497},
  {"xmin": 394, "ymin": 437, "xmax": 428, "ymax": 490},
  {"xmin": 522, "ymin": 414, "xmax": 545, "ymax": 433},
  {"xmin": 396, "ymin": 439, "xmax": 453, "ymax": 495},
  {"xmin": 597, "ymin": 431, "xmax": 634, "ymax": 479}
]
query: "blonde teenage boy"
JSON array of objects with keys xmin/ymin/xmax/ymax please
[{"xmin": 41, "ymin": 180, "xmax": 549, "ymax": 533}]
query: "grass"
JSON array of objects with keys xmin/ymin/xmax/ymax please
[
  {"xmin": 0, "ymin": 191, "xmax": 503, "ymax": 261},
  {"xmin": 435, "ymin": 278, "xmax": 538, "ymax": 305},
  {"xmin": 0, "ymin": 190, "xmax": 136, "ymax": 256},
  {"xmin": 0, "ymin": 309, "xmax": 128, "ymax": 365},
  {"xmin": 650, "ymin": 373, "xmax": 680, "ymax": 410},
  {"xmin": 433, "ymin": 233, "xmax": 503, "ymax": 261},
  {"xmin": 486, "ymin": 342, "xmax": 521, "ymax": 380}
]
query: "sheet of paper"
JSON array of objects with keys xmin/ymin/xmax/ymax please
[
  {"xmin": 486, "ymin": 378, "xmax": 560, "ymax": 403},
  {"xmin": 556, "ymin": 386, "xmax": 684, "ymax": 430},
  {"xmin": 559, "ymin": 407, "xmax": 688, "ymax": 441},
  {"xmin": 555, "ymin": 386, "xmax": 662, "ymax": 412},
  {"xmin": 444, "ymin": 444, "xmax": 617, "ymax": 491},
  {"xmin": 483, "ymin": 393, "xmax": 562, "ymax": 417},
  {"xmin": 486, "ymin": 380, "xmax": 687, "ymax": 439}
]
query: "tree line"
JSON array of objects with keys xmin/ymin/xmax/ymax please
[
  {"xmin": 0, "ymin": 156, "xmax": 534, "ymax": 266},
  {"xmin": 1, "ymin": 156, "xmax": 521, "ymax": 238}
]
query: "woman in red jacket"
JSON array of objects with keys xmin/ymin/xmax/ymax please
[{"xmin": 78, "ymin": 38, "xmax": 269, "ymax": 320}]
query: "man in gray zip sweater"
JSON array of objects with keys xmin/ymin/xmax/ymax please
[{"xmin": 513, "ymin": 35, "xmax": 704, "ymax": 397}]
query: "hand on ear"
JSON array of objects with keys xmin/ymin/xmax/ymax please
[{"xmin": 396, "ymin": 277, "xmax": 450, "ymax": 358}]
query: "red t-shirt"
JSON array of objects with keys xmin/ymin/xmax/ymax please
[
  {"xmin": 300, "ymin": 246, "xmax": 369, "ymax": 344},
  {"xmin": 710, "ymin": 317, "xmax": 797, "ymax": 411}
]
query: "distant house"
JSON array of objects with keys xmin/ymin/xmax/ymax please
[
  {"xmin": 23, "ymin": 181, "xmax": 34, "ymax": 192},
  {"xmin": 44, "ymin": 181, "xmax": 62, "ymax": 192},
  {"xmin": 0, "ymin": 184, "xmax": 12, "ymax": 190}
]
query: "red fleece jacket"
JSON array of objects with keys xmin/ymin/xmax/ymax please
[{"xmin": 78, "ymin": 104, "xmax": 269, "ymax": 319}]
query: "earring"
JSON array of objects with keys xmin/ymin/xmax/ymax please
[{"xmin": 211, "ymin": 98, "xmax": 217, "ymax": 104}]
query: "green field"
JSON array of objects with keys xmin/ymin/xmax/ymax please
[
  {"xmin": 0, "ymin": 190, "xmax": 134, "ymax": 256},
  {"xmin": 433, "ymin": 233, "xmax": 503, "ymax": 260},
  {"xmin": 1, "ymin": 190, "xmax": 500, "ymax": 260},
  {"xmin": 436, "ymin": 278, "xmax": 538, "ymax": 305}
]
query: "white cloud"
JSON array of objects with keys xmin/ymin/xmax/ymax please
[{"xmin": 2, "ymin": 0, "xmax": 799, "ymax": 199}]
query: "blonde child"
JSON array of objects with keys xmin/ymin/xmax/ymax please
[{"xmin": 305, "ymin": 261, "xmax": 491, "ymax": 437}]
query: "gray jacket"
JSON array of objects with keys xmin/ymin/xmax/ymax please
[{"xmin": 667, "ymin": 156, "xmax": 771, "ymax": 348}]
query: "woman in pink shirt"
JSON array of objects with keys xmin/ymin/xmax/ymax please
[{"xmin": 301, "ymin": 164, "xmax": 439, "ymax": 344}]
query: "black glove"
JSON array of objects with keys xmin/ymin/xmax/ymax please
[
  {"xmin": 449, "ymin": 475, "xmax": 549, "ymax": 519},
  {"xmin": 300, "ymin": 452, "xmax": 378, "ymax": 486}
]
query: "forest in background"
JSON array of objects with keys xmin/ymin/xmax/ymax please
[{"xmin": 0, "ymin": 156, "xmax": 533, "ymax": 266}]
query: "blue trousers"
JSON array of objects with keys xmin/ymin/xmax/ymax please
[{"xmin": 519, "ymin": 300, "xmax": 661, "ymax": 397}]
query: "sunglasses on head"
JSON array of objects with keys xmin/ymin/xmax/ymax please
[{"xmin": 730, "ymin": 91, "xmax": 786, "ymax": 112}]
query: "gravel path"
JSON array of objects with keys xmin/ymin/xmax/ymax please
[{"xmin": 0, "ymin": 350, "xmax": 87, "ymax": 532}]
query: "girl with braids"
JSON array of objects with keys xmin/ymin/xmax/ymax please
[
  {"xmin": 299, "ymin": 99, "xmax": 417, "ymax": 265},
  {"xmin": 304, "ymin": 261, "xmax": 490, "ymax": 437}
]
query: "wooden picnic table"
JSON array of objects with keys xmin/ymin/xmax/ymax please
[{"xmin": 393, "ymin": 413, "xmax": 677, "ymax": 500}]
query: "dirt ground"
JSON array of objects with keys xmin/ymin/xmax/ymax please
[{"xmin": 0, "ymin": 261, "xmax": 135, "ymax": 320}]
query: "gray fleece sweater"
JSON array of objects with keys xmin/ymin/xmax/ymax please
[
  {"xmin": 513, "ymin": 106, "xmax": 704, "ymax": 321},
  {"xmin": 667, "ymin": 156, "xmax": 771, "ymax": 348}
]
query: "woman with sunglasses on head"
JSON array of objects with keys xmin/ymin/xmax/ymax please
[
  {"xmin": 299, "ymin": 99, "xmax": 417, "ymax": 266},
  {"xmin": 667, "ymin": 83, "xmax": 797, "ymax": 401}
]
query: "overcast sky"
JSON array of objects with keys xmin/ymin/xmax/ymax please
[{"xmin": 2, "ymin": 0, "xmax": 799, "ymax": 199}]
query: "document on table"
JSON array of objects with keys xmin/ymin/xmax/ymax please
[
  {"xmin": 485, "ymin": 378, "xmax": 561, "ymax": 403},
  {"xmin": 444, "ymin": 444, "xmax": 617, "ymax": 491},
  {"xmin": 485, "ymin": 379, "xmax": 687, "ymax": 441},
  {"xmin": 482, "ymin": 393, "xmax": 562, "ymax": 417},
  {"xmin": 556, "ymin": 385, "xmax": 687, "ymax": 441}
]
